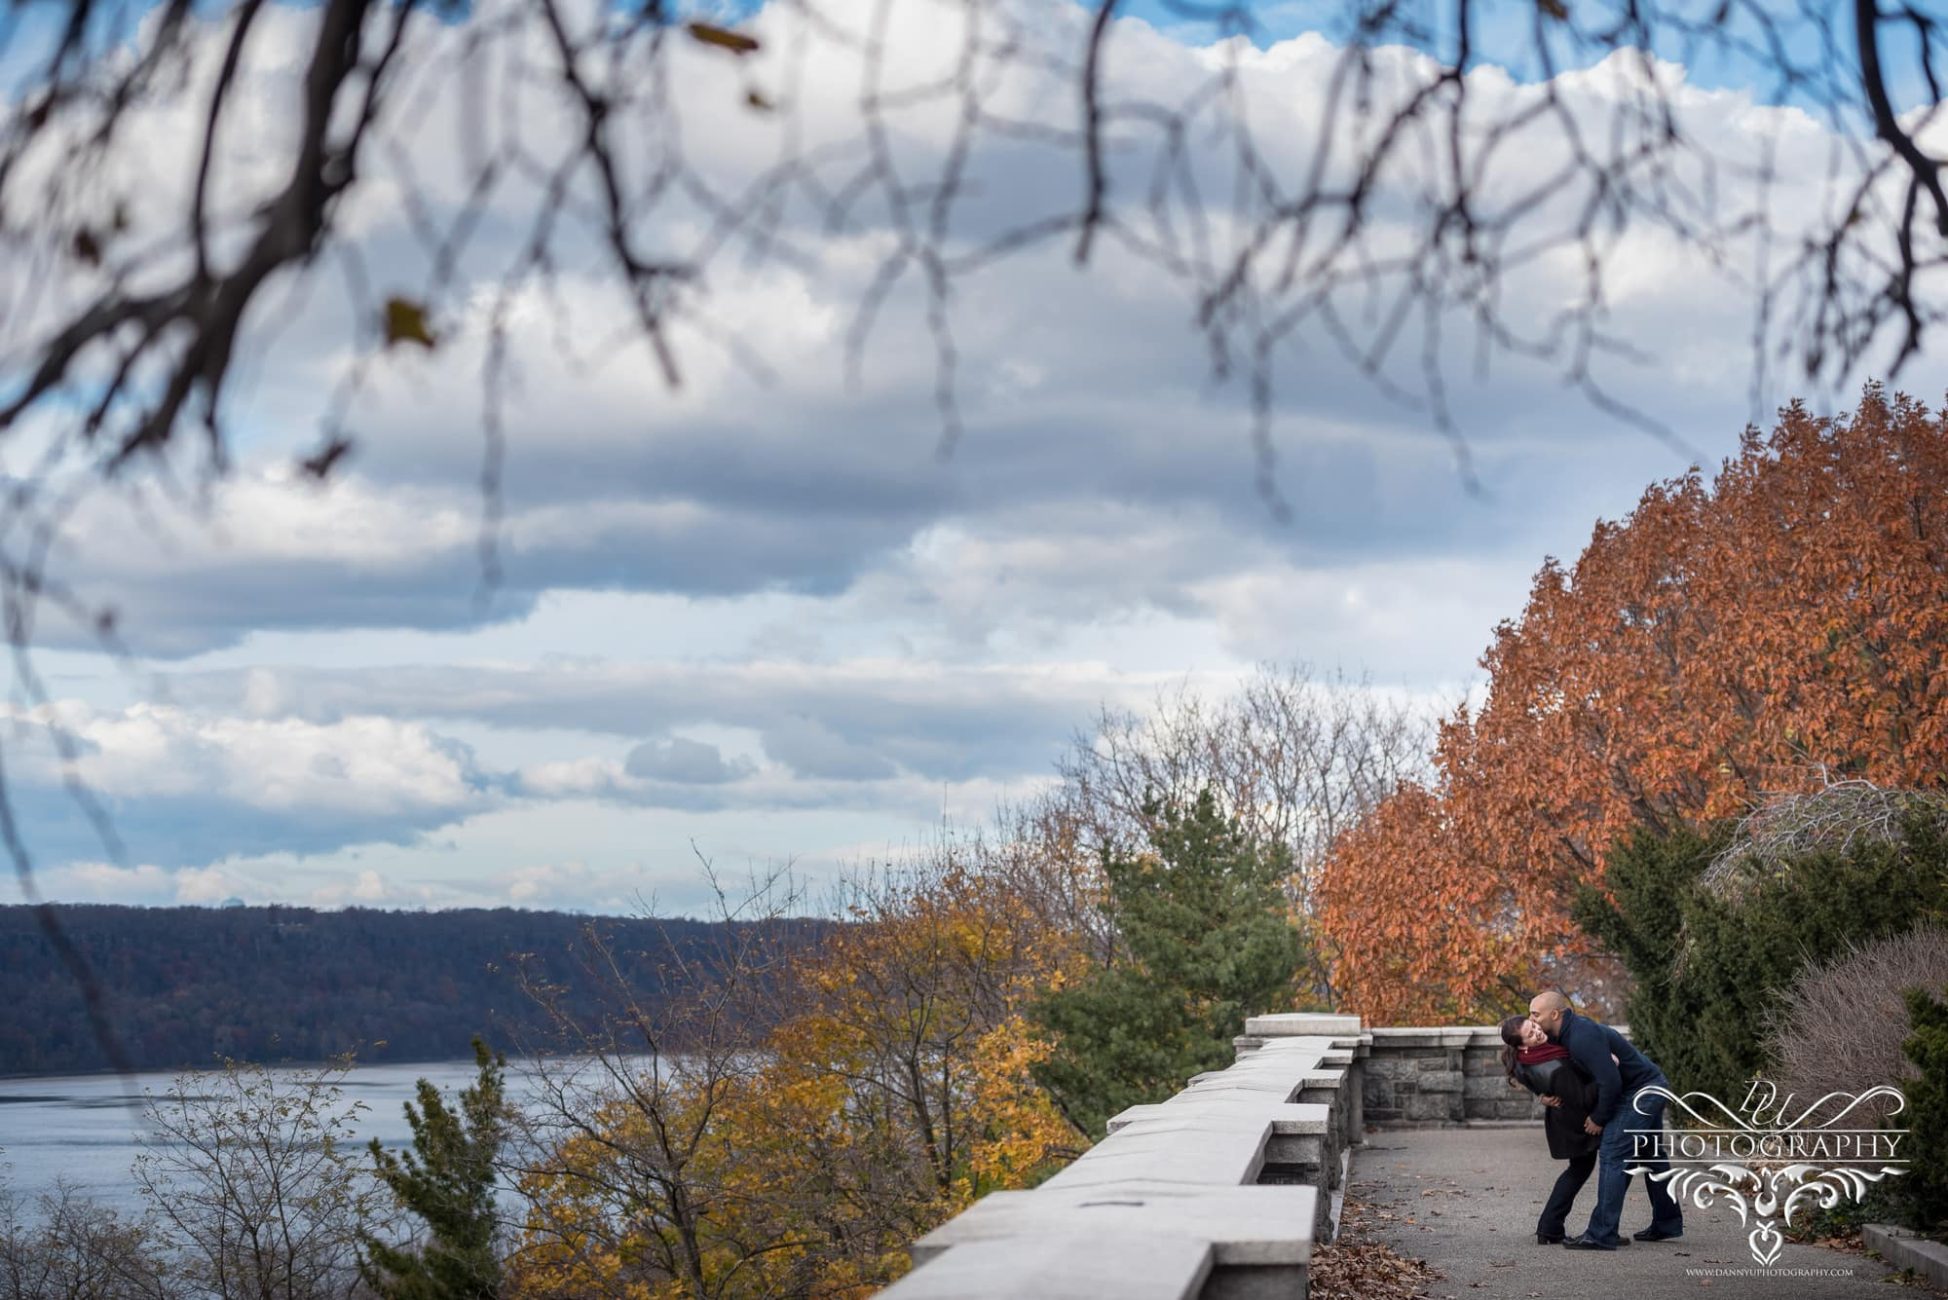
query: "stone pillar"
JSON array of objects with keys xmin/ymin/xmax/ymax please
[
  {"xmin": 1346, "ymin": 1054, "xmax": 1365, "ymax": 1144},
  {"xmin": 1240, "ymin": 1013, "xmax": 1372, "ymax": 1147}
]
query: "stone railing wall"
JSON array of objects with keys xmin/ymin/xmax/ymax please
[
  {"xmin": 1331, "ymin": 1026, "xmax": 1543, "ymax": 1126},
  {"xmin": 882, "ymin": 1014, "xmax": 1571, "ymax": 1299}
]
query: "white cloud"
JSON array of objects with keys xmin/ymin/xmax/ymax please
[
  {"xmin": 0, "ymin": 701, "xmax": 498, "ymax": 868},
  {"xmin": 18, "ymin": 703, "xmax": 491, "ymax": 816},
  {"xmin": 1190, "ymin": 556, "xmax": 1541, "ymax": 671},
  {"xmin": 36, "ymin": 861, "xmax": 176, "ymax": 903},
  {"xmin": 20, "ymin": 861, "xmax": 248, "ymax": 906},
  {"xmin": 174, "ymin": 865, "xmax": 251, "ymax": 905}
]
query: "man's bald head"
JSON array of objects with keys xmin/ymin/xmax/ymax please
[{"xmin": 1527, "ymin": 989, "xmax": 1572, "ymax": 1038}]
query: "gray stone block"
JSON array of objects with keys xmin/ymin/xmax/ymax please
[
  {"xmin": 1418, "ymin": 1070, "xmax": 1464, "ymax": 1092},
  {"xmin": 887, "ymin": 1234, "xmax": 1211, "ymax": 1300},
  {"xmin": 1043, "ymin": 1141, "xmax": 1264, "ymax": 1191},
  {"xmin": 1204, "ymin": 1263, "xmax": 1309, "ymax": 1300},
  {"xmin": 1263, "ymin": 1133, "xmax": 1323, "ymax": 1166},
  {"xmin": 1253, "ymin": 1167, "xmax": 1318, "ymax": 1188},
  {"xmin": 1864, "ymin": 1225, "xmax": 1948, "ymax": 1290},
  {"xmin": 1245, "ymin": 1012, "xmax": 1362, "ymax": 1038},
  {"xmin": 911, "ymin": 1183, "xmax": 1318, "ymax": 1269},
  {"xmin": 1111, "ymin": 1099, "xmax": 1328, "ymax": 1137},
  {"xmin": 1369, "ymin": 1027, "xmax": 1478, "ymax": 1049},
  {"xmin": 1407, "ymin": 1091, "xmax": 1455, "ymax": 1122}
]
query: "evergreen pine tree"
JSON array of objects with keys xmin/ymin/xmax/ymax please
[
  {"xmin": 1574, "ymin": 813, "xmax": 1948, "ymax": 1103},
  {"xmin": 1901, "ymin": 989, "xmax": 1948, "ymax": 1233},
  {"xmin": 361, "ymin": 1037, "xmax": 508, "ymax": 1300},
  {"xmin": 1032, "ymin": 789, "xmax": 1303, "ymax": 1136}
]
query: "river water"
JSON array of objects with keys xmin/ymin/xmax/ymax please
[{"xmin": 0, "ymin": 1058, "xmax": 569, "ymax": 1217}]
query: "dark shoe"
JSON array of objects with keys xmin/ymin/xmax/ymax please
[
  {"xmin": 1633, "ymin": 1226, "xmax": 1683, "ymax": 1242},
  {"xmin": 1563, "ymin": 1234, "xmax": 1627, "ymax": 1250},
  {"xmin": 1537, "ymin": 1233, "xmax": 1566, "ymax": 1245}
]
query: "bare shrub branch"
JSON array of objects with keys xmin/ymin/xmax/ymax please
[
  {"xmin": 1703, "ymin": 778, "xmax": 1948, "ymax": 903},
  {"xmin": 1762, "ymin": 923, "xmax": 1948, "ymax": 1126}
]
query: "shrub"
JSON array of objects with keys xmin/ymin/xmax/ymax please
[
  {"xmin": 1899, "ymin": 989, "xmax": 1948, "ymax": 1235},
  {"xmin": 1761, "ymin": 926, "xmax": 1948, "ymax": 1127},
  {"xmin": 0, "ymin": 1180, "xmax": 171, "ymax": 1300},
  {"xmin": 135, "ymin": 1057, "xmax": 383, "ymax": 1300},
  {"xmin": 1574, "ymin": 808, "xmax": 1948, "ymax": 1105}
]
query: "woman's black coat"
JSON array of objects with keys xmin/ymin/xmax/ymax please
[{"xmin": 1514, "ymin": 1056, "xmax": 1603, "ymax": 1159}]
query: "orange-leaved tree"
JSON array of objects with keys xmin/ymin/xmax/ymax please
[{"xmin": 1318, "ymin": 386, "xmax": 1948, "ymax": 1022}]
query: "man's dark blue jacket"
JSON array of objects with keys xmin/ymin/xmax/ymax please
[{"xmin": 1553, "ymin": 1008, "xmax": 1665, "ymax": 1126}]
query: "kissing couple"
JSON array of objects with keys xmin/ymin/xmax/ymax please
[{"xmin": 1498, "ymin": 991, "xmax": 1686, "ymax": 1250}]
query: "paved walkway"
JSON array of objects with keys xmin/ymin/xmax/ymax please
[{"xmin": 1351, "ymin": 1127, "xmax": 1922, "ymax": 1300}]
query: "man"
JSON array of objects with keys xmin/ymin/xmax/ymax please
[{"xmin": 1527, "ymin": 990, "xmax": 1684, "ymax": 1250}]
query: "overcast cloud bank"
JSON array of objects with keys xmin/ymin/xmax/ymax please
[{"xmin": 6, "ymin": 0, "xmax": 1942, "ymax": 912}]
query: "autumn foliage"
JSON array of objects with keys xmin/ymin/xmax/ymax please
[
  {"xmin": 508, "ymin": 856, "xmax": 1083, "ymax": 1299},
  {"xmin": 1318, "ymin": 388, "xmax": 1948, "ymax": 1021}
]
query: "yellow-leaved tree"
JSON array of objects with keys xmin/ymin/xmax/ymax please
[{"xmin": 509, "ymin": 843, "xmax": 1085, "ymax": 1299}]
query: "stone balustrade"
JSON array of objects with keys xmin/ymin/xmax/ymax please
[
  {"xmin": 1240, "ymin": 1022, "xmax": 1548, "ymax": 1127},
  {"xmin": 883, "ymin": 1014, "xmax": 1570, "ymax": 1299}
]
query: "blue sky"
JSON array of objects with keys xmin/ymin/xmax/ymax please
[{"xmin": 3, "ymin": 0, "xmax": 1943, "ymax": 915}]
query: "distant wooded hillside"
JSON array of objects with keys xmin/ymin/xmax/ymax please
[{"xmin": 0, "ymin": 904, "xmax": 826, "ymax": 1076}]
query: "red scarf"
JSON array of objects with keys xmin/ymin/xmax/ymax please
[{"xmin": 1517, "ymin": 1043, "xmax": 1571, "ymax": 1066}]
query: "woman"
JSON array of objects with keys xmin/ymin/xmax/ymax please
[{"xmin": 1499, "ymin": 1014, "xmax": 1603, "ymax": 1245}]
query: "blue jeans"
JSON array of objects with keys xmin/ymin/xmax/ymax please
[{"xmin": 1582, "ymin": 1080, "xmax": 1684, "ymax": 1244}]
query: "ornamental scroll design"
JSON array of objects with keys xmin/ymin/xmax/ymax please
[{"xmin": 1622, "ymin": 1082, "xmax": 1907, "ymax": 1268}]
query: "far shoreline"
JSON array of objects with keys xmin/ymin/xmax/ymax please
[
  {"xmin": 0, "ymin": 1047, "xmax": 678, "ymax": 1086},
  {"xmin": 0, "ymin": 1052, "xmax": 490, "ymax": 1086}
]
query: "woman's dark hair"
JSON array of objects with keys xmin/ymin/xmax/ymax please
[{"xmin": 1499, "ymin": 1013, "xmax": 1530, "ymax": 1089}]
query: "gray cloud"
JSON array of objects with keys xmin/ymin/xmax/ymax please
[
  {"xmin": 623, "ymin": 737, "xmax": 755, "ymax": 784},
  {"xmin": 171, "ymin": 658, "xmax": 1158, "ymax": 783},
  {"xmin": 21, "ymin": 4, "xmax": 1907, "ymax": 665},
  {"xmin": 760, "ymin": 715, "xmax": 898, "ymax": 781}
]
